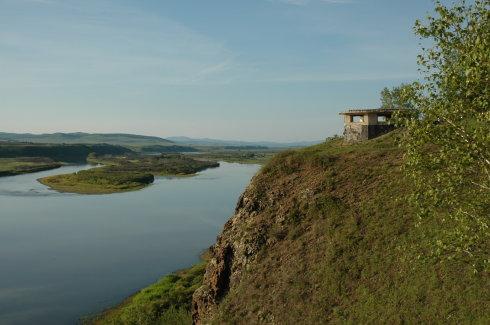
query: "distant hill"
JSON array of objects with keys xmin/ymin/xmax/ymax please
[
  {"xmin": 0, "ymin": 143, "xmax": 133, "ymax": 163},
  {"xmin": 0, "ymin": 132, "xmax": 322, "ymax": 150},
  {"xmin": 139, "ymin": 145, "xmax": 199, "ymax": 154},
  {"xmin": 167, "ymin": 136, "xmax": 322, "ymax": 148},
  {"xmin": 0, "ymin": 132, "xmax": 174, "ymax": 148}
]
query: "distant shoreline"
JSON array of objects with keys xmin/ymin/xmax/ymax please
[{"xmin": 0, "ymin": 158, "xmax": 62, "ymax": 178}]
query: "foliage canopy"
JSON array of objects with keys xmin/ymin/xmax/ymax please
[
  {"xmin": 380, "ymin": 83, "xmax": 415, "ymax": 110},
  {"xmin": 397, "ymin": 0, "xmax": 489, "ymax": 271}
]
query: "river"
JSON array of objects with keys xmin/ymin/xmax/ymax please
[{"xmin": 0, "ymin": 162, "xmax": 259, "ymax": 324}]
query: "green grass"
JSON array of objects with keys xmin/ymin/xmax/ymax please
[
  {"xmin": 87, "ymin": 261, "xmax": 207, "ymax": 325},
  {"xmin": 39, "ymin": 168, "xmax": 155, "ymax": 194},
  {"xmin": 0, "ymin": 157, "xmax": 62, "ymax": 177}
]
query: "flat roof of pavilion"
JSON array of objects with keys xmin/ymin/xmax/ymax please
[{"xmin": 339, "ymin": 108, "xmax": 399, "ymax": 116}]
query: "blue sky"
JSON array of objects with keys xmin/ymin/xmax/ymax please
[{"xmin": 0, "ymin": 0, "xmax": 437, "ymax": 141}]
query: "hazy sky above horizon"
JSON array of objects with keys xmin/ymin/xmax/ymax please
[{"xmin": 1, "ymin": 0, "xmax": 438, "ymax": 141}]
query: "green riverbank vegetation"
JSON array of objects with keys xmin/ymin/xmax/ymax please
[
  {"xmin": 0, "ymin": 157, "xmax": 62, "ymax": 177},
  {"xmin": 39, "ymin": 154, "xmax": 220, "ymax": 194},
  {"xmin": 196, "ymin": 151, "xmax": 275, "ymax": 165},
  {"xmin": 87, "ymin": 154, "xmax": 219, "ymax": 176},
  {"xmin": 39, "ymin": 169, "xmax": 155, "ymax": 194},
  {"xmin": 86, "ymin": 260, "xmax": 207, "ymax": 325}
]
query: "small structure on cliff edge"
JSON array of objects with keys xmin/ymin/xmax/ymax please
[{"xmin": 339, "ymin": 108, "xmax": 398, "ymax": 142}]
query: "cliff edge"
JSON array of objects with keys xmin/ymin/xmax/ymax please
[{"xmin": 192, "ymin": 133, "xmax": 488, "ymax": 324}]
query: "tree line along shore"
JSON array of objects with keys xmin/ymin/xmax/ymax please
[{"xmin": 0, "ymin": 141, "xmax": 274, "ymax": 194}]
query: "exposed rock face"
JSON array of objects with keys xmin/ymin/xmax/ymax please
[
  {"xmin": 192, "ymin": 186, "xmax": 265, "ymax": 324},
  {"xmin": 192, "ymin": 161, "xmax": 324, "ymax": 324},
  {"xmin": 192, "ymin": 244, "xmax": 233, "ymax": 323}
]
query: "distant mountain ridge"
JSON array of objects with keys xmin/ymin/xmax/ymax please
[
  {"xmin": 167, "ymin": 136, "xmax": 322, "ymax": 148},
  {"xmin": 0, "ymin": 132, "xmax": 174, "ymax": 147},
  {"xmin": 0, "ymin": 132, "xmax": 322, "ymax": 149}
]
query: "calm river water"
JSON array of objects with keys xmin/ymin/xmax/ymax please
[{"xmin": 0, "ymin": 162, "xmax": 259, "ymax": 324}]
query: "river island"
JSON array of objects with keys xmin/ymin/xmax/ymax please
[{"xmin": 39, "ymin": 154, "xmax": 219, "ymax": 194}]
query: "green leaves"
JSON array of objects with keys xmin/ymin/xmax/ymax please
[
  {"xmin": 380, "ymin": 84, "xmax": 415, "ymax": 110},
  {"xmin": 397, "ymin": 0, "xmax": 489, "ymax": 272}
]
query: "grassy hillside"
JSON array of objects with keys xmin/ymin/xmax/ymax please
[
  {"xmin": 0, "ymin": 132, "xmax": 175, "ymax": 147},
  {"xmin": 0, "ymin": 143, "xmax": 133, "ymax": 163},
  {"xmin": 192, "ymin": 131, "xmax": 489, "ymax": 324}
]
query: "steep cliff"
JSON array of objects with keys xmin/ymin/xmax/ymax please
[{"xmin": 192, "ymin": 133, "xmax": 488, "ymax": 324}]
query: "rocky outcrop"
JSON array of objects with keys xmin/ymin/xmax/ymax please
[
  {"xmin": 192, "ymin": 157, "xmax": 324, "ymax": 324},
  {"xmin": 192, "ymin": 178, "xmax": 270, "ymax": 324},
  {"xmin": 192, "ymin": 244, "xmax": 234, "ymax": 323}
]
